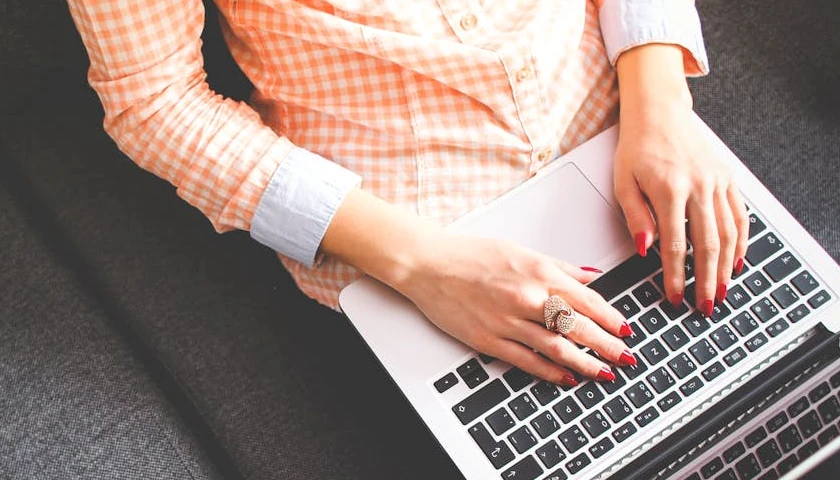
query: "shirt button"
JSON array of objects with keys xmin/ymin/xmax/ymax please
[
  {"xmin": 516, "ymin": 66, "xmax": 533, "ymax": 82},
  {"xmin": 537, "ymin": 149, "xmax": 551, "ymax": 162},
  {"xmin": 460, "ymin": 13, "xmax": 477, "ymax": 30}
]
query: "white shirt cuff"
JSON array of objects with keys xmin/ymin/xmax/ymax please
[
  {"xmin": 599, "ymin": 0, "xmax": 710, "ymax": 76},
  {"xmin": 250, "ymin": 147, "xmax": 362, "ymax": 267}
]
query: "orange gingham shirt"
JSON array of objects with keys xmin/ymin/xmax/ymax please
[{"xmin": 67, "ymin": 0, "xmax": 707, "ymax": 310}]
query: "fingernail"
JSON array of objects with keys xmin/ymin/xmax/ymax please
[
  {"xmin": 669, "ymin": 292, "xmax": 684, "ymax": 308},
  {"xmin": 562, "ymin": 374, "xmax": 579, "ymax": 387},
  {"xmin": 716, "ymin": 283, "xmax": 728, "ymax": 304},
  {"xmin": 581, "ymin": 266, "xmax": 603, "ymax": 273},
  {"xmin": 596, "ymin": 367, "xmax": 616, "ymax": 382},
  {"xmin": 734, "ymin": 257, "xmax": 745, "ymax": 275},
  {"xmin": 619, "ymin": 350, "xmax": 637, "ymax": 367},
  {"xmin": 701, "ymin": 299, "xmax": 714, "ymax": 317},
  {"xmin": 635, "ymin": 232, "xmax": 649, "ymax": 258},
  {"xmin": 619, "ymin": 322, "xmax": 633, "ymax": 338}
]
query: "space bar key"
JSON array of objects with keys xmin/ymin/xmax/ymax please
[
  {"xmin": 587, "ymin": 251, "xmax": 662, "ymax": 302},
  {"xmin": 452, "ymin": 379, "xmax": 510, "ymax": 425}
]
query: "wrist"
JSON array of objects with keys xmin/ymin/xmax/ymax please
[{"xmin": 616, "ymin": 43, "xmax": 693, "ymax": 115}]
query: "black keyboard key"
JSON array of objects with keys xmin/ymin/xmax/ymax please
[
  {"xmin": 653, "ymin": 272, "xmax": 665, "ymax": 294},
  {"xmin": 763, "ymin": 252, "xmax": 801, "ymax": 282},
  {"xmin": 508, "ymin": 425, "xmax": 538, "ymax": 454},
  {"xmin": 771, "ymin": 284, "xmax": 799, "ymax": 309},
  {"xmin": 809, "ymin": 382, "xmax": 831, "ymax": 403},
  {"xmin": 613, "ymin": 295, "xmax": 641, "ymax": 320},
  {"xmin": 487, "ymin": 407, "xmax": 517, "ymax": 435},
  {"xmin": 723, "ymin": 347, "xmax": 748, "ymax": 367},
  {"xmin": 732, "ymin": 261, "xmax": 750, "ymax": 280},
  {"xmin": 543, "ymin": 469, "xmax": 568, "ymax": 480},
  {"xmin": 748, "ymin": 213, "xmax": 766, "ymax": 239},
  {"xmin": 623, "ymin": 322, "xmax": 647, "ymax": 349},
  {"xmin": 457, "ymin": 358, "xmax": 489, "ymax": 388},
  {"xmin": 589, "ymin": 437, "xmax": 614, "ymax": 459},
  {"xmin": 575, "ymin": 382, "xmax": 605, "ymax": 409},
  {"xmin": 601, "ymin": 368, "xmax": 627, "ymax": 395},
  {"xmin": 553, "ymin": 396, "xmax": 584, "ymax": 423},
  {"xmin": 710, "ymin": 302, "xmax": 732, "ymax": 323},
  {"xmin": 744, "ymin": 271, "xmax": 772, "ymax": 296},
  {"xmin": 756, "ymin": 469, "xmax": 779, "ymax": 480},
  {"xmin": 639, "ymin": 308, "xmax": 668, "ymax": 335},
  {"xmin": 661, "ymin": 297, "xmax": 690, "ymax": 320},
  {"xmin": 581, "ymin": 410, "xmax": 610, "ymax": 438},
  {"xmin": 503, "ymin": 367, "xmax": 533, "ymax": 392},
  {"xmin": 647, "ymin": 366, "xmax": 676, "ymax": 395},
  {"xmin": 746, "ymin": 426, "xmax": 768, "ymax": 448},
  {"xmin": 633, "ymin": 282, "xmax": 662, "ymax": 308},
  {"xmin": 777, "ymin": 454, "xmax": 799, "ymax": 474},
  {"xmin": 612, "ymin": 421, "xmax": 637, "ymax": 443},
  {"xmin": 750, "ymin": 298, "xmax": 779, "ymax": 323},
  {"xmin": 635, "ymin": 406, "xmax": 659, "ymax": 427},
  {"xmin": 792, "ymin": 271, "xmax": 819, "ymax": 296},
  {"xmin": 535, "ymin": 440, "xmax": 566, "ymax": 469},
  {"xmin": 735, "ymin": 453, "xmax": 761, "ymax": 480},
  {"xmin": 658, "ymin": 391, "xmax": 682, "ymax": 412},
  {"xmin": 603, "ymin": 396, "xmax": 633, "ymax": 423},
  {"xmin": 716, "ymin": 468, "xmax": 737, "ymax": 480},
  {"xmin": 723, "ymin": 441, "xmax": 747, "ymax": 463},
  {"xmin": 434, "ymin": 372, "xmax": 458, "ymax": 393},
  {"xmin": 702, "ymin": 361, "xmax": 726, "ymax": 382},
  {"xmin": 479, "ymin": 353, "xmax": 496, "ymax": 364},
  {"xmin": 766, "ymin": 318, "xmax": 789, "ymax": 338},
  {"xmin": 641, "ymin": 339, "xmax": 669, "ymax": 366},
  {"xmin": 625, "ymin": 382, "xmax": 654, "ymax": 408},
  {"xmin": 818, "ymin": 425, "xmax": 840, "ymax": 446},
  {"xmin": 778, "ymin": 424, "xmax": 803, "ymax": 453},
  {"xmin": 662, "ymin": 325, "xmax": 691, "ymax": 351},
  {"xmin": 787, "ymin": 304, "xmax": 810, "ymax": 323},
  {"xmin": 689, "ymin": 339, "xmax": 717, "ymax": 365},
  {"xmin": 501, "ymin": 455, "xmax": 542, "ymax": 480},
  {"xmin": 683, "ymin": 312, "xmax": 711, "ymax": 337},
  {"xmin": 818, "ymin": 396, "xmax": 840, "ymax": 424},
  {"xmin": 468, "ymin": 422, "xmax": 516, "ymax": 469},
  {"xmin": 798, "ymin": 439, "xmax": 820, "ymax": 460},
  {"xmin": 756, "ymin": 439, "xmax": 782, "ymax": 468},
  {"xmin": 747, "ymin": 232, "xmax": 784, "ymax": 266},
  {"xmin": 668, "ymin": 353, "xmax": 697, "ymax": 379},
  {"xmin": 621, "ymin": 355, "xmax": 648, "ymax": 381},
  {"xmin": 831, "ymin": 371, "xmax": 840, "ymax": 388},
  {"xmin": 531, "ymin": 381, "xmax": 560, "ymax": 406},
  {"xmin": 531, "ymin": 410, "xmax": 561, "ymax": 439},
  {"xmin": 509, "ymin": 393, "xmax": 539, "ymax": 421},
  {"xmin": 711, "ymin": 325, "xmax": 738, "ymax": 351},
  {"xmin": 701, "ymin": 457, "xmax": 724, "ymax": 478},
  {"xmin": 588, "ymin": 252, "xmax": 662, "ymax": 301},
  {"xmin": 798, "ymin": 410, "xmax": 823, "ymax": 438},
  {"xmin": 559, "ymin": 425, "xmax": 588, "ymax": 453},
  {"xmin": 453, "ymin": 379, "xmax": 510, "ymax": 425},
  {"xmin": 726, "ymin": 284, "xmax": 751, "ymax": 310},
  {"xmin": 684, "ymin": 255, "xmax": 696, "ymax": 281},
  {"xmin": 680, "ymin": 376, "xmax": 704, "ymax": 397},
  {"xmin": 745, "ymin": 332, "xmax": 769, "ymax": 352},
  {"xmin": 767, "ymin": 411, "xmax": 789, "ymax": 433},
  {"xmin": 565, "ymin": 453, "xmax": 591, "ymax": 475},
  {"xmin": 685, "ymin": 282, "xmax": 697, "ymax": 308},
  {"xmin": 789, "ymin": 397, "xmax": 810, "ymax": 418},
  {"xmin": 808, "ymin": 290, "xmax": 832, "ymax": 309},
  {"xmin": 731, "ymin": 311, "xmax": 759, "ymax": 336}
]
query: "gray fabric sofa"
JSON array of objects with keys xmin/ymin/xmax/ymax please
[{"xmin": 1, "ymin": 0, "xmax": 837, "ymax": 478}]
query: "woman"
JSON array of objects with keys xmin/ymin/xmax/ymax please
[{"xmin": 67, "ymin": 0, "xmax": 748, "ymax": 386}]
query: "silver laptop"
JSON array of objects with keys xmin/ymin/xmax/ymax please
[{"xmin": 339, "ymin": 115, "xmax": 840, "ymax": 480}]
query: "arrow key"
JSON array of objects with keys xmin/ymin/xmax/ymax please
[{"xmin": 501, "ymin": 455, "xmax": 543, "ymax": 479}]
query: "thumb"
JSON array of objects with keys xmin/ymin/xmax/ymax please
[{"xmin": 616, "ymin": 180, "xmax": 657, "ymax": 257}]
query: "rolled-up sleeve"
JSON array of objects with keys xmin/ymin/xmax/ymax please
[{"xmin": 595, "ymin": 0, "xmax": 709, "ymax": 76}]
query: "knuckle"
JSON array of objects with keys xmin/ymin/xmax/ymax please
[
  {"xmin": 664, "ymin": 240, "xmax": 687, "ymax": 255},
  {"xmin": 694, "ymin": 236, "xmax": 721, "ymax": 254},
  {"xmin": 720, "ymin": 224, "xmax": 738, "ymax": 246}
]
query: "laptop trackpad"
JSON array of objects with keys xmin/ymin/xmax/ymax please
[{"xmin": 451, "ymin": 162, "xmax": 631, "ymax": 268}]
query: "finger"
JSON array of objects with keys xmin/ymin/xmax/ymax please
[
  {"xmin": 484, "ymin": 337, "xmax": 578, "ymax": 386},
  {"xmin": 687, "ymin": 189, "xmax": 720, "ymax": 317},
  {"xmin": 544, "ymin": 281, "xmax": 631, "ymax": 339},
  {"xmin": 728, "ymin": 186, "xmax": 749, "ymax": 275},
  {"xmin": 615, "ymin": 177, "xmax": 656, "ymax": 257},
  {"xmin": 650, "ymin": 191, "xmax": 689, "ymax": 308},
  {"xmin": 553, "ymin": 258, "xmax": 602, "ymax": 284},
  {"xmin": 713, "ymin": 186, "xmax": 738, "ymax": 303},
  {"xmin": 510, "ymin": 319, "xmax": 624, "ymax": 381}
]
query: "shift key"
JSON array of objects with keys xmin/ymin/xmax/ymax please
[{"xmin": 453, "ymin": 379, "xmax": 510, "ymax": 425}]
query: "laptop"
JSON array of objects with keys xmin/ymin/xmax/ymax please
[{"xmin": 338, "ymin": 115, "xmax": 840, "ymax": 480}]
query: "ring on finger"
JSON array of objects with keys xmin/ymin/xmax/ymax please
[{"xmin": 544, "ymin": 295, "xmax": 577, "ymax": 335}]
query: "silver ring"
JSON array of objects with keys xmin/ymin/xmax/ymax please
[{"xmin": 543, "ymin": 295, "xmax": 576, "ymax": 335}]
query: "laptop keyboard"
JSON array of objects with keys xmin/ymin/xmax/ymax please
[{"xmin": 432, "ymin": 208, "xmax": 835, "ymax": 480}]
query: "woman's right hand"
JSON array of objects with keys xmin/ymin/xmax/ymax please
[{"xmin": 394, "ymin": 232, "xmax": 636, "ymax": 385}]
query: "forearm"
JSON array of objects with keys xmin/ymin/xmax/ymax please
[{"xmin": 616, "ymin": 43, "xmax": 693, "ymax": 122}]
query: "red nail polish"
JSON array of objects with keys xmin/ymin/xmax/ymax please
[
  {"xmin": 635, "ymin": 232, "xmax": 649, "ymax": 258},
  {"xmin": 562, "ymin": 374, "xmax": 579, "ymax": 387},
  {"xmin": 619, "ymin": 350, "xmax": 637, "ymax": 367},
  {"xmin": 701, "ymin": 299, "xmax": 714, "ymax": 317},
  {"xmin": 581, "ymin": 266, "xmax": 603, "ymax": 273},
  {"xmin": 734, "ymin": 257, "xmax": 745, "ymax": 275},
  {"xmin": 619, "ymin": 322, "xmax": 633, "ymax": 338},
  {"xmin": 596, "ymin": 367, "xmax": 616, "ymax": 382},
  {"xmin": 716, "ymin": 283, "xmax": 728, "ymax": 304},
  {"xmin": 669, "ymin": 292, "xmax": 684, "ymax": 308}
]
